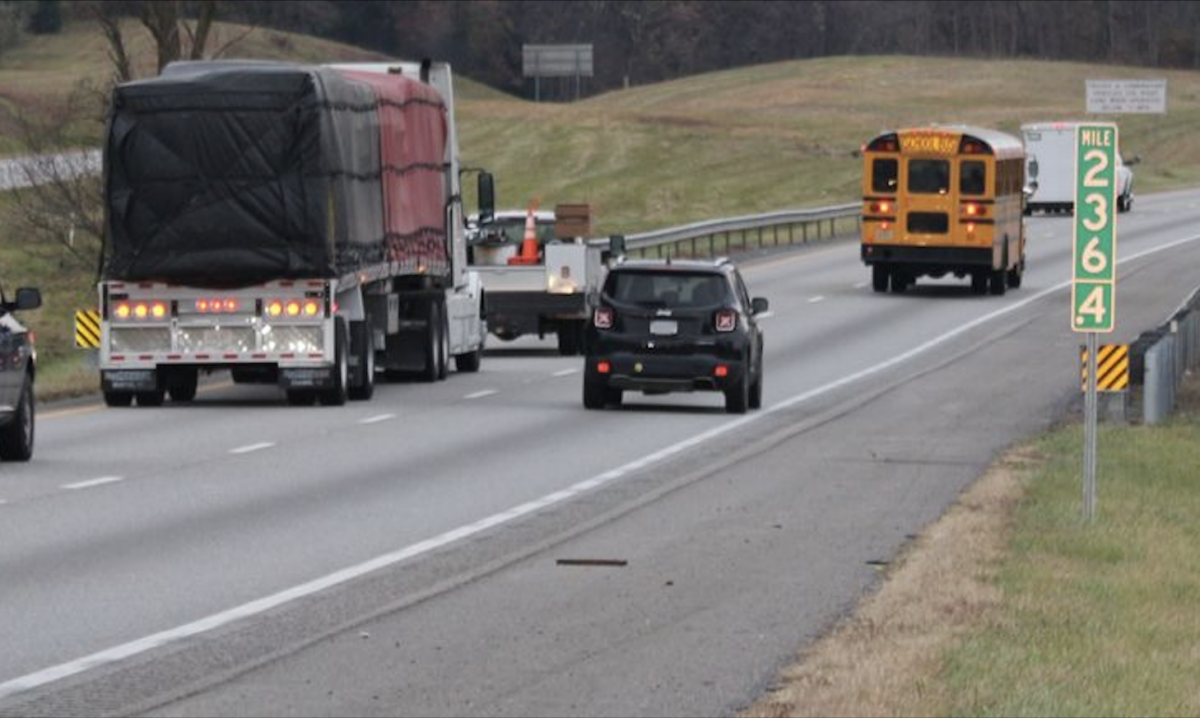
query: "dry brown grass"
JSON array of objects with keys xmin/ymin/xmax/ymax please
[{"xmin": 741, "ymin": 448, "xmax": 1038, "ymax": 718}]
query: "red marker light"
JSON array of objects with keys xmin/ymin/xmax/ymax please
[
  {"xmin": 714, "ymin": 365, "xmax": 730, "ymax": 378},
  {"xmin": 597, "ymin": 361, "xmax": 612, "ymax": 374}
]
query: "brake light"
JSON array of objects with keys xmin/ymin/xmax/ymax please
[
  {"xmin": 267, "ymin": 301, "xmax": 283, "ymax": 317},
  {"xmin": 870, "ymin": 201, "xmax": 891, "ymax": 213},
  {"xmin": 151, "ymin": 302, "xmax": 168, "ymax": 319},
  {"xmin": 714, "ymin": 365, "xmax": 729, "ymax": 378},
  {"xmin": 597, "ymin": 361, "xmax": 612, "ymax": 374},
  {"xmin": 134, "ymin": 303, "xmax": 149, "ymax": 319},
  {"xmin": 963, "ymin": 203, "xmax": 981, "ymax": 217},
  {"xmin": 304, "ymin": 300, "xmax": 320, "ymax": 317},
  {"xmin": 594, "ymin": 307, "xmax": 614, "ymax": 329},
  {"xmin": 286, "ymin": 301, "xmax": 301, "ymax": 317},
  {"xmin": 715, "ymin": 309, "xmax": 737, "ymax": 333},
  {"xmin": 115, "ymin": 302, "xmax": 132, "ymax": 320}
]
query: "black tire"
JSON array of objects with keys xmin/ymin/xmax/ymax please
[
  {"xmin": 104, "ymin": 391, "xmax": 134, "ymax": 407},
  {"xmin": 422, "ymin": 301, "xmax": 443, "ymax": 383},
  {"xmin": 0, "ymin": 377, "xmax": 34, "ymax": 462},
  {"xmin": 989, "ymin": 269, "xmax": 1007, "ymax": 296},
  {"xmin": 725, "ymin": 371, "xmax": 749, "ymax": 415},
  {"xmin": 749, "ymin": 360, "xmax": 763, "ymax": 410},
  {"xmin": 583, "ymin": 377, "xmax": 607, "ymax": 410},
  {"xmin": 605, "ymin": 387, "xmax": 623, "ymax": 407},
  {"xmin": 286, "ymin": 390, "xmax": 316, "ymax": 406},
  {"xmin": 556, "ymin": 320, "xmax": 584, "ymax": 356},
  {"xmin": 1007, "ymin": 260, "xmax": 1024, "ymax": 289},
  {"xmin": 970, "ymin": 272, "xmax": 988, "ymax": 295},
  {"xmin": 890, "ymin": 272, "xmax": 909, "ymax": 294},
  {"xmin": 455, "ymin": 346, "xmax": 482, "ymax": 373},
  {"xmin": 871, "ymin": 266, "xmax": 889, "ymax": 293},
  {"xmin": 348, "ymin": 321, "xmax": 375, "ymax": 401},
  {"xmin": 136, "ymin": 390, "xmax": 165, "ymax": 407},
  {"xmin": 319, "ymin": 318, "xmax": 349, "ymax": 406},
  {"xmin": 168, "ymin": 369, "xmax": 198, "ymax": 403},
  {"xmin": 437, "ymin": 305, "xmax": 450, "ymax": 381}
]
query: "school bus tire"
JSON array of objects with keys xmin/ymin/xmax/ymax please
[
  {"xmin": 1007, "ymin": 260, "xmax": 1024, "ymax": 289},
  {"xmin": 890, "ymin": 271, "xmax": 910, "ymax": 294},
  {"xmin": 871, "ymin": 266, "xmax": 889, "ymax": 293}
]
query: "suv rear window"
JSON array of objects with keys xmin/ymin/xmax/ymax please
[{"xmin": 606, "ymin": 271, "xmax": 730, "ymax": 309}]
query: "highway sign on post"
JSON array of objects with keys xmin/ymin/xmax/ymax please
[
  {"xmin": 1072, "ymin": 123, "xmax": 1119, "ymax": 333},
  {"xmin": 1072, "ymin": 122, "xmax": 1119, "ymax": 523}
]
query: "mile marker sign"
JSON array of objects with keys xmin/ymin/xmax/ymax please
[{"xmin": 1071, "ymin": 124, "xmax": 1119, "ymax": 333}]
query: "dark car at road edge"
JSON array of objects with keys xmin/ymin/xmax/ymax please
[{"xmin": 0, "ymin": 279, "xmax": 41, "ymax": 461}]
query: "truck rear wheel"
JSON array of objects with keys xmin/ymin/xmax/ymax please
[
  {"xmin": 319, "ymin": 318, "xmax": 349, "ymax": 406},
  {"xmin": 556, "ymin": 320, "xmax": 585, "ymax": 356},
  {"xmin": 348, "ymin": 320, "xmax": 375, "ymax": 401},
  {"xmin": 167, "ymin": 368, "xmax": 198, "ymax": 403},
  {"xmin": 422, "ymin": 301, "xmax": 446, "ymax": 383},
  {"xmin": 104, "ymin": 391, "xmax": 134, "ymax": 407}
]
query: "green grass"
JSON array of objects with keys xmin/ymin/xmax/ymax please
[{"xmin": 936, "ymin": 392, "xmax": 1200, "ymax": 717}]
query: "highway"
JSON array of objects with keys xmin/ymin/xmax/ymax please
[{"xmin": 1, "ymin": 189, "xmax": 1199, "ymax": 717}]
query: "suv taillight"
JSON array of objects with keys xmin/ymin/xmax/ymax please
[
  {"xmin": 715, "ymin": 309, "xmax": 737, "ymax": 333},
  {"xmin": 594, "ymin": 307, "xmax": 614, "ymax": 329}
]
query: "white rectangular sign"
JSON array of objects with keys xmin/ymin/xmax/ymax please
[{"xmin": 1086, "ymin": 79, "xmax": 1167, "ymax": 114}]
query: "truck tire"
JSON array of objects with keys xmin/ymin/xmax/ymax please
[
  {"xmin": 319, "ymin": 318, "xmax": 349, "ymax": 406},
  {"xmin": 348, "ymin": 320, "xmax": 375, "ymax": 401},
  {"xmin": 971, "ymin": 272, "xmax": 988, "ymax": 295},
  {"xmin": 104, "ymin": 391, "xmax": 134, "ymax": 407},
  {"xmin": 168, "ymin": 368, "xmax": 198, "ymax": 403},
  {"xmin": 422, "ymin": 301, "xmax": 444, "ymax": 383},
  {"xmin": 0, "ymin": 376, "xmax": 34, "ymax": 461},
  {"xmin": 556, "ymin": 320, "xmax": 584, "ymax": 356},
  {"xmin": 136, "ymin": 390, "xmax": 165, "ymax": 407}
]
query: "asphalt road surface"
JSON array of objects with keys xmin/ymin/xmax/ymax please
[{"xmin": 2, "ymin": 189, "xmax": 1199, "ymax": 717}]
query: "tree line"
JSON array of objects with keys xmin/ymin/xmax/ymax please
[
  {"xmin": 221, "ymin": 0, "xmax": 1200, "ymax": 97},
  {"xmin": 10, "ymin": 1, "xmax": 1200, "ymax": 97}
]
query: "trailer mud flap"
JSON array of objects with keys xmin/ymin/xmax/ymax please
[
  {"xmin": 102, "ymin": 369, "xmax": 158, "ymax": 393},
  {"xmin": 279, "ymin": 367, "xmax": 335, "ymax": 390}
]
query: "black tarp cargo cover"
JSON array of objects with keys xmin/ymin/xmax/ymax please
[{"xmin": 102, "ymin": 61, "xmax": 447, "ymax": 288}]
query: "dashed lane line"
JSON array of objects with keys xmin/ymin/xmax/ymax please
[{"xmin": 62, "ymin": 476, "xmax": 125, "ymax": 491}]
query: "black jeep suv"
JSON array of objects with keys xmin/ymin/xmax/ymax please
[
  {"xmin": 0, "ymin": 278, "xmax": 41, "ymax": 461},
  {"xmin": 583, "ymin": 258, "xmax": 767, "ymax": 414}
]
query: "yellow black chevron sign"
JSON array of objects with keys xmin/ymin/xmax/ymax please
[
  {"xmin": 1081, "ymin": 344, "xmax": 1129, "ymax": 392},
  {"xmin": 75, "ymin": 309, "xmax": 101, "ymax": 348}
]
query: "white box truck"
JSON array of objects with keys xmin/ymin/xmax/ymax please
[{"xmin": 1021, "ymin": 121, "xmax": 1134, "ymax": 215}]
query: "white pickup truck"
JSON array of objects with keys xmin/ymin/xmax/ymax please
[{"xmin": 467, "ymin": 209, "xmax": 606, "ymax": 355}]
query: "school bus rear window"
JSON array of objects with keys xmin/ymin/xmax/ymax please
[
  {"xmin": 961, "ymin": 161, "xmax": 987, "ymax": 195},
  {"xmin": 872, "ymin": 159, "xmax": 898, "ymax": 193},
  {"xmin": 908, "ymin": 160, "xmax": 949, "ymax": 194}
]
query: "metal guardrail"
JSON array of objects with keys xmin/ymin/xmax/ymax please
[
  {"xmin": 588, "ymin": 203, "xmax": 861, "ymax": 258},
  {"xmin": 0, "ymin": 149, "xmax": 101, "ymax": 191},
  {"xmin": 1134, "ymin": 287, "xmax": 1200, "ymax": 425}
]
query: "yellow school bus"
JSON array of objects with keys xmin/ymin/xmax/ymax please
[{"xmin": 860, "ymin": 126, "xmax": 1027, "ymax": 295}]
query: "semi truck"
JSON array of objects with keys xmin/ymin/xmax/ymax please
[
  {"xmin": 97, "ymin": 59, "xmax": 493, "ymax": 407},
  {"xmin": 1021, "ymin": 121, "xmax": 1134, "ymax": 214},
  {"xmin": 467, "ymin": 204, "xmax": 606, "ymax": 355}
]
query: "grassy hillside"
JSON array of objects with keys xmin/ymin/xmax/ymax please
[
  {"xmin": 457, "ymin": 55, "xmax": 1200, "ymax": 234},
  {"xmin": 1, "ymin": 24, "xmax": 1199, "ymax": 397}
]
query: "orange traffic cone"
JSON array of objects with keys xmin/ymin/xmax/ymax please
[{"xmin": 507, "ymin": 202, "xmax": 541, "ymax": 266}]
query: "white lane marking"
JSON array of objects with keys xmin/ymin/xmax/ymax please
[
  {"xmin": 755, "ymin": 311, "xmax": 775, "ymax": 321},
  {"xmin": 464, "ymin": 390, "xmax": 498, "ymax": 400},
  {"xmin": 61, "ymin": 477, "xmax": 124, "ymax": 491},
  {"xmin": 854, "ymin": 281, "xmax": 869, "ymax": 289},
  {"xmin": 808, "ymin": 296, "xmax": 826, "ymax": 304},
  {"xmin": 5, "ymin": 233, "xmax": 1197, "ymax": 704},
  {"xmin": 358, "ymin": 414, "xmax": 396, "ymax": 425},
  {"xmin": 0, "ymin": 499, "xmax": 8, "ymax": 506},
  {"xmin": 553, "ymin": 368, "xmax": 580, "ymax": 378},
  {"xmin": 229, "ymin": 443, "xmax": 275, "ymax": 455}
]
